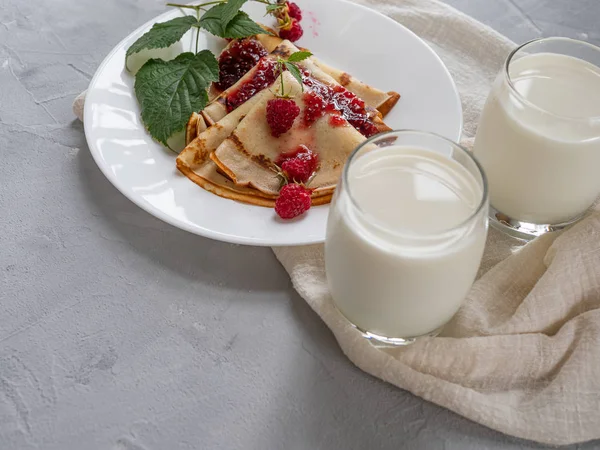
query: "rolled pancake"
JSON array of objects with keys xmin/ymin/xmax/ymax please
[
  {"xmin": 210, "ymin": 74, "xmax": 367, "ymax": 197},
  {"xmin": 202, "ymin": 39, "xmax": 399, "ymax": 127},
  {"xmin": 309, "ymin": 59, "xmax": 400, "ymax": 117},
  {"xmin": 185, "ymin": 112, "xmax": 208, "ymax": 145},
  {"xmin": 177, "ymin": 73, "xmax": 333, "ymax": 206},
  {"xmin": 208, "ymin": 32, "xmax": 398, "ymax": 110},
  {"xmin": 179, "ymin": 36, "xmax": 398, "ymax": 206},
  {"xmin": 254, "ymin": 34, "xmax": 400, "ymax": 116},
  {"xmin": 185, "ymin": 113, "xmax": 199, "ymax": 145}
]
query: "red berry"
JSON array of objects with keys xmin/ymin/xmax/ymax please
[
  {"xmin": 287, "ymin": 2, "xmax": 303, "ymax": 20},
  {"xmin": 275, "ymin": 184, "xmax": 312, "ymax": 219},
  {"xmin": 276, "ymin": 145, "xmax": 319, "ymax": 183},
  {"xmin": 216, "ymin": 39, "xmax": 268, "ymax": 91},
  {"xmin": 266, "ymin": 98, "xmax": 300, "ymax": 137},
  {"xmin": 279, "ymin": 19, "xmax": 303, "ymax": 42}
]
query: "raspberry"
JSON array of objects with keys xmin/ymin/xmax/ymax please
[
  {"xmin": 277, "ymin": 145, "xmax": 319, "ymax": 183},
  {"xmin": 216, "ymin": 39, "xmax": 268, "ymax": 91},
  {"xmin": 266, "ymin": 98, "xmax": 300, "ymax": 137},
  {"xmin": 287, "ymin": 2, "xmax": 303, "ymax": 20},
  {"xmin": 275, "ymin": 183, "xmax": 312, "ymax": 219},
  {"xmin": 279, "ymin": 19, "xmax": 303, "ymax": 42}
]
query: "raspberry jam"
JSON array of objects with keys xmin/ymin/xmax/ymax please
[
  {"xmin": 302, "ymin": 91, "xmax": 327, "ymax": 126},
  {"xmin": 328, "ymin": 114, "xmax": 347, "ymax": 127},
  {"xmin": 216, "ymin": 39, "xmax": 268, "ymax": 91},
  {"xmin": 275, "ymin": 144, "xmax": 317, "ymax": 167},
  {"xmin": 225, "ymin": 58, "xmax": 281, "ymax": 112},
  {"xmin": 300, "ymin": 71, "xmax": 380, "ymax": 137}
]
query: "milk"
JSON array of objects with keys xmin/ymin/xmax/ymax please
[
  {"xmin": 474, "ymin": 53, "xmax": 600, "ymax": 224},
  {"xmin": 325, "ymin": 146, "xmax": 487, "ymax": 339}
]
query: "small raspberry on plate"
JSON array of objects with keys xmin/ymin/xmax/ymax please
[
  {"xmin": 266, "ymin": 98, "xmax": 300, "ymax": 137},
  {"xmin": 275, "ymin": 183, "xmax": 312, "ymax": 219},
  {"xmin": 287, "ymin": 2, "xmax": 303, "ymax": 21},
  {"xmin": 277, "ymin": 145, "xmax": 319, "ymax": 183},
  {"xmin": 279, "ymin": 19, "xmax": 303, "ymax": 42}
]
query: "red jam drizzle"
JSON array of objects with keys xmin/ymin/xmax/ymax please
[
  {"xmin": 216, "ymin": 39, "xmax": 268, "ymax": 91},
  {"xmin": 300, "ymin": 70, "xmax": 379, "ymax": 137},
  {"xmin": 302, "ymin": 91, "xmax": 327, "ymax": 126},
  {"xmin": 225, "ymin": 58, "xmax": 281, "ymax": 112},
  {"xmin": 328, "ymin": 114, "xmax": 347, "ymax": 127},
  {"xmin": 275, "ymin": 144, "xmax": 317, "ymax": 167}
]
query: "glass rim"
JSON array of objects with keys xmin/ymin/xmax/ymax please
[
  {"xmin": 342, "ymin": 129, "xmax": 489, "ymax": 239},
  {"xmin": 503, "ymin": 36, "xmax": 600, "ymax": 122}
]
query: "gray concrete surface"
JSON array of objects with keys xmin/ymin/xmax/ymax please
[{"xmin": 1, "ymin": 0, "xmax": 599, "ymax": 449}]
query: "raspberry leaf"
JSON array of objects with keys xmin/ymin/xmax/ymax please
[
  {"xmin": 223, "ymin": 12, "xmax": 267, "ymax": 38},
  {"xmin": 200, "ymin": 6, "xmax": 264, "ymax": 39},
  {"xmin": 198, "ymin": 4, "xmax": 229, "ymax": 35},
  {"xmin": 283, "ymin": 61, "xmax": 304, "ymax": 90},
  {"xmin": 287, "ymin": 51, "xmax": 312, "ymax": 62},
  {"xmin": 134, "ymin": 51, "xmax": 218, "ymax": 146},
  {"xmin": 219, "ymin": 0, "xmax": 248, "ymax": 27},
  {"xmin": 126, "ymin": 16, "xmax": 197, "ymax": 62}
]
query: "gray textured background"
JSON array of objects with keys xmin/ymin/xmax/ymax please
[{"xmin": 1, "ymin": 0, "xmax": 599, "ymax": 449}]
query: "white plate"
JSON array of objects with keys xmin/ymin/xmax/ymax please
[{"xmin": 84, "ymin": 0, "xmax": 462, "ymax": 246}]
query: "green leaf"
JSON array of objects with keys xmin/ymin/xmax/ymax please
[
  {"xmin": 219, "ymin": 0, "xmax": 248, "ymax": 27},
  {"xmin": 134, "ymin": 51, "xmax": 219, "ymax": 146},
  {"xmin": 223, "ymin": 11, "xmax": 266, "ymax": 38},
  {"xmin": 284, "ymin": 62, "xmax": 305, "ymax": 91},
  {"xmin": 200, "ymin": 7, "xmax": 265, "ymax": 39},
  {"xmin": 198, "ymin": 4, "xmax": 230, "ymax": 36},
  {"xmin": 287, "ymin": 51, "xmax": 313, "ymax": 63},
  {"xmin": 126, "ymin": 16, "xmax": 197, "ymax": 59}
]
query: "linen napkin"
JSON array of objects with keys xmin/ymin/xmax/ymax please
[
  {"xmin": 273, "ymin": 0, "xmax": 600, "ymax": 446},
  {"xmin": 74, "ymin": 0, "xmax": 600, "ymax": 445}
]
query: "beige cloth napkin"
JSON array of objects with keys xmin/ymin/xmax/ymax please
[
  {"xmin": 74, "ymin": 0, "xmax": 600, "ymax": 445},
  {"xmin": 273, "ymin": 0, "xmax": 600, "ymax": 446}
]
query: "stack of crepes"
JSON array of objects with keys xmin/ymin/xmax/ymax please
[{"xmin": 176, "ymin": 32, "xmax": 400, "ymax": 207}]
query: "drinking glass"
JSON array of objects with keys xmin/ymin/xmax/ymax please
[
  {"xmin": 325, "ymin": 130, "xmax": 488, "ymax": 346},
  {"xmin": 473, "ymin": 37, "xmax": 600, "ymax": 240}
]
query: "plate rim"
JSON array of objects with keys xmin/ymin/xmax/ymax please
[{"xmin": 83, "ymin": 0, "xmax": 463, "ymax": 247}]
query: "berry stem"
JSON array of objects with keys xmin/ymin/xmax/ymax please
[
  {"xmin": 195, "ymin": 8, "xmax": 201, "ymax": 53},
  {"xmin": 166, "ymin": 1, "xmax": 225, "ymax": 10}
]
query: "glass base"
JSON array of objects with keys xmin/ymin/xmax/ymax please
[
  {"xmin": 350, "ymin": 322, "xmax": 444, "ymax": 347},
  {"xmin": 489, "ymin": 205, "xmax": 583, "ymax": 241}
]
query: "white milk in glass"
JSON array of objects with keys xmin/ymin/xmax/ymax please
[
  {"xmin": 325, "ymin": 146, "xmax": 487, "ymax": 339},
  {"xmin": 474, "ymin": 53, "xmax": 600, "ymax": 224}
]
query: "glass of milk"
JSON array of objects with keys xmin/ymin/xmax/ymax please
[
  {"xmin": 325, "ymin": 130, "xmax": 489, "ymax": 346},
  {"xmin": 474, "ymin": 37, "xmax": 600, "ymax": 239}
]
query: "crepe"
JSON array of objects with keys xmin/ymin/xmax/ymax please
[
  {"xmin": 187, "ymin": 37, "xmax": 400, "ymax": 142},
  {"xmin": 209, "ymin": 74, "xmax": 368, "ymax": 198},
  {"xmin": 177, "ymin": 72, "xmax": 335, "ymax": 206},
  {"xmin": 254, "ymin": 34, "xmax": 400, "ymax": 116},
  {"xmin": 178, "ymin": 33, "xmax": 399, "ymax": 208}
]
